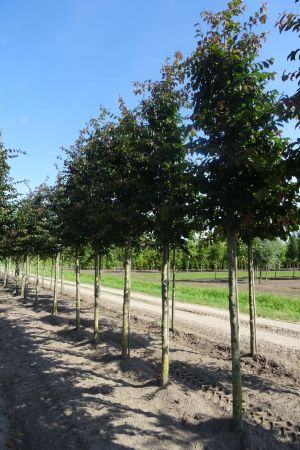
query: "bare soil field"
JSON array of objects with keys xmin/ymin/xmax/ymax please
[{"xmin": 0, "ymin": 282, "xmax": 299, "ymax": 450}]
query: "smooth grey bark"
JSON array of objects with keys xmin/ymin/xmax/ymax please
[
  {"xmin": 170, "ymin": 248, "xmax": 176, "ymax": 332},
  {"xmin": 161, "ymin": 244, "xmax": 169, "ymax": 386},
  {"xmin": 248, "ymin": 241, "xmax": 257, "ymax": 357},
  {"xmin": 51, "ymin": 252, "xmax": 60, "ymax": 316},
  {"xmin": 227, "ymin": 228, "xmax": 243, "ymax": 431},
  {"xmin": 75, "ymin": 254, "xmax": 80, "ymax": 331},
  {"xmin": 122, "ymin": 240, "xmax": 131, "ymax": 358},
  {"xmin": 35, "ymin": 254, "xmax": 40, "ymax": 307},
  {"xmin": 93, "ymin": 251, "xmax": 101, "ymax": 341}
]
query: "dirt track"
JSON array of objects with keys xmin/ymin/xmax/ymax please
[{"xmin": 0, "ymin": 278, "xmax": 299, "ymax": 449}]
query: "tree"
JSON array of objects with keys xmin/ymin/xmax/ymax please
[
  {"xmin": 10, "ymin": 184, "xmax": 63, "ymax": 308},
  {"xmin": 8, "ymin": 195, "xmax": 37, "ymax": 300},
  {"xmin": 185, "ymin": 0, "xmax": 298, "ymax": 430},
  {"xmin": 61, "ymin": 109, "xmax": 115, "ymax": 340},
  {"xmin": 286, "ymin": 234, "xmax": 299, "ymax": 277},
  {"xmin": 207, "ymin": 240, "xmax": 226, "ymax": 279},
  {"xmin": 135, "ymin": 57, "xmax": 191, "ymax": 385},
  {"xmin": 25, "ymin": 184, "xmax": 57, "ymax": 306},
  {"xmin": 253, "ymin": 238, "xmax": 284, "ymax": 280},
  {"xmin": 107, "ymin": 99, "xmax": 149, "ymax": 358},
  {"xmin": 55, "ymin": 160, "xmax": 91, "ymax": 331},
  {"xmin": 196, "ymin": 235, "xmax": 210, "ymax": 271}
]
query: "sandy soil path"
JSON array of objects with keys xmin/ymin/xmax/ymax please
[{"xmin": 0, "ymin": 276, "xmax": 299, "ymax": 449}]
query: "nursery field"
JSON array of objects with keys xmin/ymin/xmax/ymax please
[{"xmin": 0, "ymin": 0, "xmax": 299, "ymax": 448}]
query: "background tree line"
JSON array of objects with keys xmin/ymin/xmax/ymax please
[{"xmin": 37, "ymin": 234, "xmax": 298, "ymax": 276}]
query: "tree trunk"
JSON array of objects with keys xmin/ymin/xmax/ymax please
[
  {"xmin": 50, "ymin": 259, "xmax": 54, "ymax": 290},
  {"xmin": 227, "ymin": 228, "xmax": 242, "ymax": 431},
  {"xmin": 3, "ymin": 257, "xmax": 10, "ymax": 288},
  {"xmin": 75, "ymin": 253, "xmax": 80, "ymax": 331},
  {"xmin": 161, "ymin": 244, "xmax": 169, "ymax": 386},
  {"xmin": 170, "ymin": 248, "xmax": 176, "ymax": 332},
  {"xmin": 93, "ymin": 251, "xmax": 101, "ymax": 341},
  {"xmin": 122, "ymin": 240, "xmax": 131, "ymax": 358},
  {"xmin": 35, "ymin": 254, "xmax": 40, "ymax": 307},
  {"xmin": 24, "ymin": 256, "xmax": 31, "ymax": 299},
  {"xmin": 51, "ymin": 252, "xmax": 60, "ymax": 316},
  {"xmin": 2, "ymin": 258, "xmax": 7, "ymax": 286},
  {"xmin": 21, "ymin": 258, "xmax": 26, "ymax": 297},
  {"xmin": 42, "ymin": 260, "xmax": 46, "ymax": 288},
  {"xmin": 60, "ymin": 259, "xmax": 64, "ymax": 294},
  {"xmin": 14, "ymin": 258, "xmax": 20, "ymax": 295},
  {"xmin": 247, "ymin": 241, "xmax": 257, "ymax": 357},
  {"xmin": 259, "ymin": 269, "xmax": 262, "ymax": 284}
]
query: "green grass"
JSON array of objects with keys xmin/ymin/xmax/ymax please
[{"xmin": 39, "ymin": 267, "xmax": 300, "ymax": 323}]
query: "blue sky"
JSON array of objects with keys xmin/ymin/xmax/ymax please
[{"xmin": 0, "ymin": 0, "xmax": 298, "ymax": 193}]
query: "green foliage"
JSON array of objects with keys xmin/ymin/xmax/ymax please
[
  {"xmin": 286, "ymin": 233, "xmax": 300, "ymax": 265},
  {"xmin": 4, "ymin": 183, "xmax": 62, "ymax": 261},
  {"xmin": 135, "ymin": 57, "xmax": 192, "ymax": 247},
  {"xmin": 186, "ymin": 0, "xmax": 298, "ymax": 239},
  {"xmin": 252, "ymin": 238, "xmax": 284, "ymax": 269},
  {"xmin": 277, "ymin": 0, "xmax": 300, "ymax": 183},
  {"xmin": 60, "ymin": 108, "xmax": 117, "ymax": 255},
  {"xmin": 277, "ymin": 0, "xmax": 300, "ymax": 125},
  {"xmin": 207, "ymin": 240, "xmax": 227, "ymax": 271},
  {"xmin": 101, "ymin": 99, "xmax": 151, "ymax": 250}
]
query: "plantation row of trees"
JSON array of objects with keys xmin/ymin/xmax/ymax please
[{"xmin": 0, "ymin": 0, "xmax": 299, "ymax": 432}]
